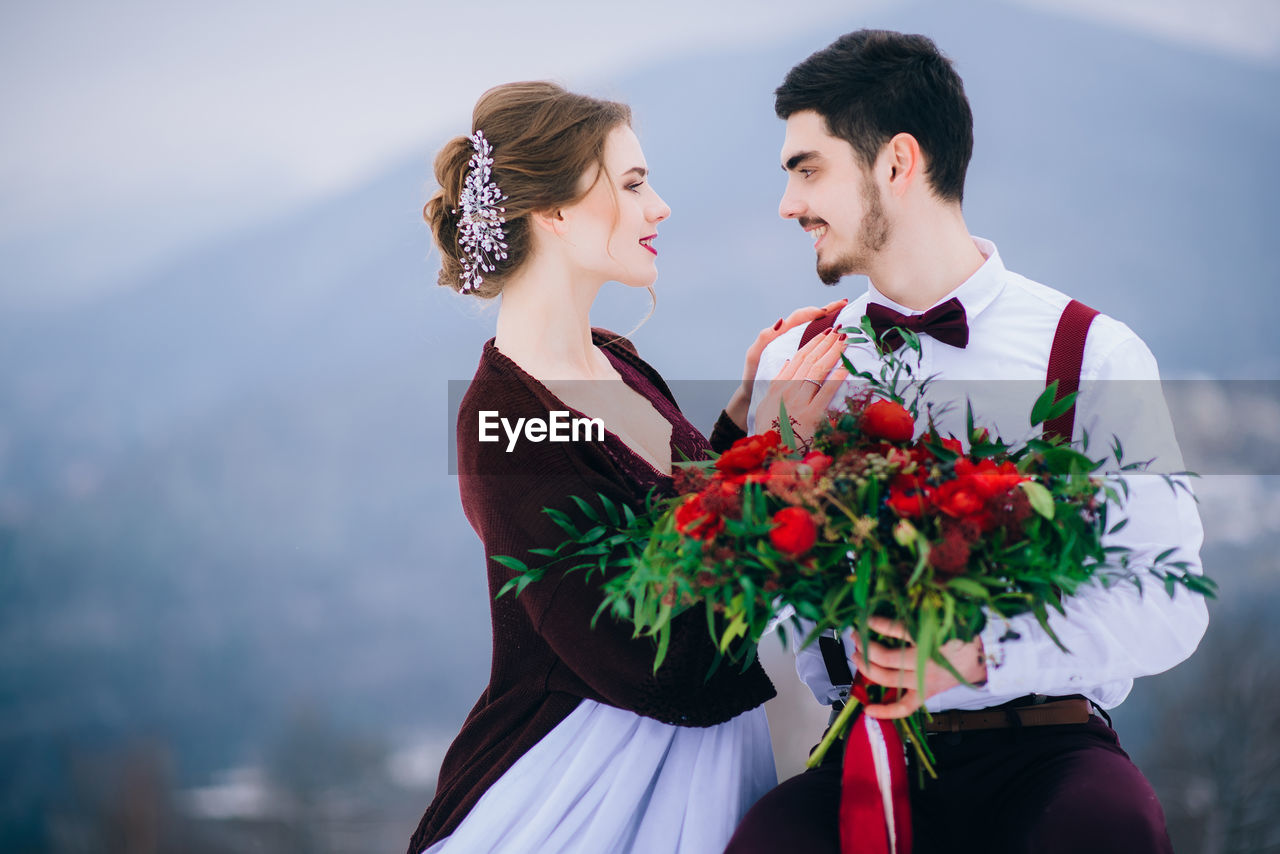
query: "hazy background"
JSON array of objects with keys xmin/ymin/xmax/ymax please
[{"xmin": 2, "ymin": 1, "xmax": 1278, "ymax": 852}]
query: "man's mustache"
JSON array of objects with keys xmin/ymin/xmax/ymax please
[{"xmin": 798, "ymin": 217, "xmax": 828, "ymax": 230}]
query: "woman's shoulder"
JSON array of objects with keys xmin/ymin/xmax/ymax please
[{"xmin": 456, "ymin": 339, "xmax": 600, "ymax": 486}]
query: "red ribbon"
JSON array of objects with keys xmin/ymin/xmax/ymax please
[{"xmin": 839, "ymin": 709, "xmax": 912, "ymax": 854}]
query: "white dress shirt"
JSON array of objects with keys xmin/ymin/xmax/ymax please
[{"xmin": 749, "ymin": 237, "xmax": 1208, "ymax": 712}]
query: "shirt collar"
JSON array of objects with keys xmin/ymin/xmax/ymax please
[{"xmin": 865, "ymin": 236, "xmax": 1006, "ymax": 321}]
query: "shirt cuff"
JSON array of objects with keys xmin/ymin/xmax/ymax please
[{"xmin": 709, "ymin": 409, "xmax": 747, "ymax": 454}]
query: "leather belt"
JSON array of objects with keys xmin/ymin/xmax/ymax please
[{"xmin": 923, "ymin": 697, "xmax": 1093, "ymax": 733}]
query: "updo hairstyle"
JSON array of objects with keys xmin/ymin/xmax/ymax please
[{"xmin": 425, "ymin": 81, "xmax": 632, "ymax": 298}]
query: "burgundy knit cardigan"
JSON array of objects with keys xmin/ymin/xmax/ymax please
[{"xmin": 407, "ymin": 331, "xmax": 776, "ymax": 853}]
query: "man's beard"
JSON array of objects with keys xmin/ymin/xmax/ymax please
[{"xmin": 817, "ymin": 175, "xmax": 890, "ymax": 286}]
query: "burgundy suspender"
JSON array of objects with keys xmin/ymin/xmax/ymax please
[
  {"xmin": 798, "ymin": 308, "xmax": 842, "ymax": 348},
  {"xmin": 1043, "ymin": 299, "xmax": 1100, "ymax": 444}
]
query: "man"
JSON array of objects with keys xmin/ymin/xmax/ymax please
[{"xmin": 727, "ymin": 30, "xmax": 1208, "ymax": 853}]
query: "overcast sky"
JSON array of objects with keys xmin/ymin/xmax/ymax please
[{"xmin": 1, "ymin": 0, "xmax": 1276, "ymax": 308}]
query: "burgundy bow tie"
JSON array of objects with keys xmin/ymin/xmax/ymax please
[{"xmin": 865, "ymin": 297, "xmax": 969, "ymax": 352}]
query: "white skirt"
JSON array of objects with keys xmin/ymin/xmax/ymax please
[{"xmin": 422, "ymin": 699, "xmax": 776, "ymax": 854}]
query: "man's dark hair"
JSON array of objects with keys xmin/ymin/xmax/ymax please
[{"xmin": 775, "ymin": 30, "xmax": 973, "ymax": 204}]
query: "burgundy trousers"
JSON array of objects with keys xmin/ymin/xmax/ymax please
[{"xmin": 724, "ymin": 716, "xmax": 1172, "ymax": 854}]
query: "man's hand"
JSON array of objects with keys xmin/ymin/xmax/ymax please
[
  {"xmin": 725, "ymin": 298, "xmax": 848, "ymax": 430},
  {"xmin": 855, "ymin": 616, "xmax": 988, "ymax": 720}
]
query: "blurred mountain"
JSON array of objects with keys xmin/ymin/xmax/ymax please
[{"xmin": 1, "ymin": 0, "xmax": 1278, "ymax": 849}]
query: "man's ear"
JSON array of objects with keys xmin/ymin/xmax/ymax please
[{"xmin": 884, "ymin": 132, "xmax": 922, "ymax": 197}]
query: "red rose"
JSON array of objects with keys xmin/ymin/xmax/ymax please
[
  {"xmin": 891, "ymin": 470, "xmax": 929, "ymax": 494},
  {"xmin": 674, "ymin": 492, "xmax": 723, "ymax": 541},
  {"xmin": 769, "ymin": 506, "xmax": 818, "ymax": 557},
  {"xmin": 715, "ymin": 431, "xmax": 781, "ymax": 475},
  {"xmin": 917, "ymin": 432, "xmax": 963, "ymax": 464},
  {"xmin": 887, "ymin": 483, "xmax": 930, "ymax": 519},
  {"xmin": 860, "ymin": 399, "xmax": 915, "ymax": 443},
  {"xmin": 955, "ymin": 458, "xmax": 1025, "ymax": 499},
  {"xmin": 933, "ymin": 479, "xmax": 986, "ymax": 519},
  {"xmin": 763, "ymin": 459, "xmax": 805, "ymax": 503},
  {"xmin": 802, "ymin": 451, "xmax": 834, "ymax": 477}
]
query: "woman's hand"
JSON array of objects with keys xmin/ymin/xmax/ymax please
[
  {"xmin": 752, "ymin": 324, "xmax": 851, "ymax": 445},
  {"xmin": 724, "ymin": 299, "xmax": 848, "ymax": 431}
]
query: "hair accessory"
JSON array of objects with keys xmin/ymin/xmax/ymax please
[{"xmin": 453, "ymin": 130, "xmax": 508, "ymax": 292}]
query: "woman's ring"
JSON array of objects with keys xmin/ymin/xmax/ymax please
[{"xmin": 802, "ymin": 379, "xmax": 822, "ymax": 389}]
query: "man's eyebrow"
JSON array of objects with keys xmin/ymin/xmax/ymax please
[
  {"xmin": 782, "ymin": 151, "xmax": 820, "ymax": 172},
  {"xmin": 622, "ymin": 166, "xmax": 648, "ymax": 178}
]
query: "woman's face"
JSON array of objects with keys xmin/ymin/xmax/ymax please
[{"xmin": 560, "ymin": 124, "xmax": 670, "ymax": 289}]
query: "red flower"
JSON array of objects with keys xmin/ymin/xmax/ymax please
[
  {"xmin": 916, "ymin": 432, "xmax": 963, "ymax": 464},
  {"xmin": 884, "ymin": 447, "xmax": 916, "ymax": 469},
  {"xmin": 887, "ymin": 484, "xmax": 931, "ymax": 519},
  {"xmin": 860, "ymin": 399, "xmax": 915, "ymax": 443},
  {"xmin": 955, "ymin": 457, "xmax": 1025, "ymax": 499},
  {"xmin": 671, "ymin": 464, "xmax": 711, "ymax": 496},
  {"xmin": 763, "ymin": 459, "xmax": 806, "ymax": 503},
  {"xmin": 933, "ymin": 479, "xmax": 986, "ymax": 519},
  {"xmin": 716, "ymin": 431, "xmax": 781, "ymax": 475},
  {"xmin": 674, "ymin": 492, "xmax": 723, "ymax": 541},
  {"xmin": 941, "ymin": 516, "xmax": 983, "ymax": 544},
  {"xmin": 769, "ymin": 507, "xmax": 818, "ymax": 557},
  {"xmin": 929, "ymin": 530, "xmax": 971, "ymax": 578},
  {"xmin": 699, "ymin": 480, "xmax": 743, "ymax": 520},
  {"xmin": 987, "ymin": 486, "xmax": 1033, "ymax": 532},
  {"xmin": 802, "ymin": 451, "xmax": 834, "ymax": 477}
]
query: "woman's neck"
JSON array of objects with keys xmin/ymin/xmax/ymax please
[{"xmin": 493, "ymin": 253, "xmax": 613, "ymax": 381}]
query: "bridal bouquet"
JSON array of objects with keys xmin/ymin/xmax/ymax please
[{"xmin": 496, "ymin": 319, "xmax": 1213, "ymax": 776}]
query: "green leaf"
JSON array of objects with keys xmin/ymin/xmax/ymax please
[
  {"xmin": 947, "ymin": 577, "xmax": 989, "ymax": 599},
  {"xmin": 720, "ymin": 611, "xmax": 749, "ymax": 654},
  {"xmin": 543, "ymin": 507, "xmax": 580, "ymax": 536},
  {"xmin": 1030, "ymin": 381, "xmax": 1060, "ymax": 428},
  {"xmin": 652, "ymin": 609, "xmax": 673, "ymax": 672},
  {"xmin": 569, "ymin": 495, "xmax": 599, "ymax": 522},
  {"xmin": 778, "ymin": 398, "xmax": 796, "ymax": 449},
  {"xmin": 907, "ymin": 536, "xmax": 931, "ymax": 586},
  {"xmin": 580, "ymin": 526, "xmax": 607, "ymax": 544},
  {"xmin": 1045, "ymin": 393, "xmax": 1078, "ymax": 423},
  {"xmin": 599, "ymin": 494, "xmax": 621, "ymax": 527},
  {"xmin": 1018, "ymin": 481, "xmax": 1055, "ymax": 520},
  {"xmin": 491, "ymin": 554, "xmax": 529, "ymax": 572}
]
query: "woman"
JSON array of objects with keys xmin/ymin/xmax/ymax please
[{"xmin": 410, "ymin": 81, "xmax": 849, "ymax": 854}]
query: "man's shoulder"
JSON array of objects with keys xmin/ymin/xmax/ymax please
[{"xmin": 1000, "ymin": 269, "xmax": 1152, "ymax": 372}]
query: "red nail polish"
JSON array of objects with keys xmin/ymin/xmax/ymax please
[{"xmin": 773, "ymin": 318, "xmax": 783, "ymax": 330}]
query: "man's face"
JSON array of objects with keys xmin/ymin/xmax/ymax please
[{"xmin": 778, "ymin": 110, "xmax": 889, "ymax": 285}]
